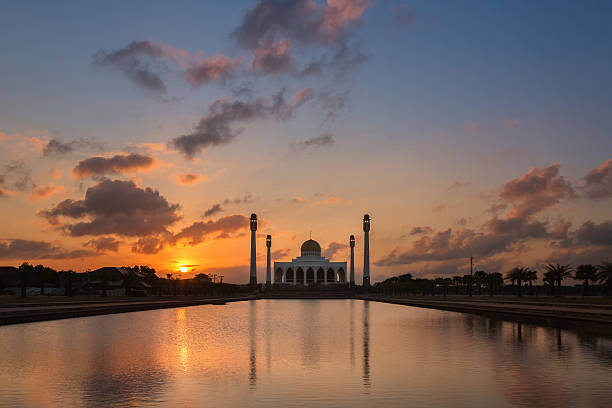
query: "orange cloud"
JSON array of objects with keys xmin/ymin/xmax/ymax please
[{"xmin": 29, "ymin": 184, "xmax": 65, "ymax": 201}]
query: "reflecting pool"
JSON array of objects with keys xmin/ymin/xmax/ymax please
[{"xmin": 1, "ymin": 300, "xmax": 611, "ymax": 407}]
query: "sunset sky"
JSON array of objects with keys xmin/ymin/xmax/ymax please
[{"xmin": 1, "ymin": 0, "xmax": 611, "ymax": 283}]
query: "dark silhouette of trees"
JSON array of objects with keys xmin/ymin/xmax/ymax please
[
  {"xmin": 487, "ymin": 272, "xmax": 503, "ymax": 296},
  {"xmin": 473, "ymin": 270, "xmax": 487, "ymax": 295},
  {"xmin": 524, "ymin": 269, "xmax": 538, "ymax": 296},
  {"xmin": 598, "ymin": 262, "xmax": 612, "ymax": 296},
  {"xmin": 544, "ymin": 263, "xmax": 573, "ymax": 297},
  {"xmin": 18, "ymin": 262, "xmax": 33, "ymax": 297},
  {"xmin": 575, "ymin": 264, "xmax": 598, "ymax": 296}
]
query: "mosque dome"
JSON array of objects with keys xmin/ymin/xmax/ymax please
[{"xmin": 301, "ymin": 239, "xmax": 321, "ymax": 256}]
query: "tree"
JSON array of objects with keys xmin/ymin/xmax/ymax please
[
  {"xmin": 597, "ymin": 262, "xmax": 612, "ymax": 296},
  {"xmin": 18, "ymin": 262, "xmax": 34, "ymax": 297},
  {"xmin": 524, "ymin": 269, "xmax": 538, "ymax": 296},
  {"xmin": 452, "ymin": 276, "xmax": 462, "ymax": 294},
  {"xmin": 487, "ymin": 272, "xmax": 503, "ymax": 296},
  {"xmin": 544, "ymin": 263, "xmax": 573, "ymax": 296},
  {"xmin": 543, "ymin": 271, "xmax": 556, "ymax": 296},
  {"xmin": 575, "ymin": 264, "xmax": 598, "ymax": 296},
  {"xmin": 473, "ymin": 270, "xmax": 488, "ymax": 296}
]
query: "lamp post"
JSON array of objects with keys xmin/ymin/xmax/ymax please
[{"xmin": 266, "ymin": 235, "xmax": 272, "ymax": 288}]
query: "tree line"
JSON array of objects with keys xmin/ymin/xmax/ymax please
[{"xmin": 374, "ymin": 262, "xmax": 612, "ymax": 297}]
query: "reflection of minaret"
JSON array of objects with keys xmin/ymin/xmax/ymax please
[
  {"xmin": 250, "ymin": 214, "xmax": 258, "ymax": 287},
  {"xmin": 362, "ymin": 214, "xmax": 371, "ymax": 287},
  {"xmin": 266, "ymin": 235, "xmax": 272, "ymax": 287},
  {"xmin": 349, "ymin": 235, "xmax": 355, "ymax": 287},
  {"xmin": 362, "ymin": 300, "xmax": 371, "ymax": 389},
  {"xmin": 249, "ymin": 301, "xmax": 257, "ymax": 389},
  {"xmin": 350, "ymin": 299, "xmax": 355, "ymax": 369}
]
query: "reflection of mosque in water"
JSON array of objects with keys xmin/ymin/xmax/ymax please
[{"xmin": 247, "ymin": 300, "xmax": 371, "ymax": 390}]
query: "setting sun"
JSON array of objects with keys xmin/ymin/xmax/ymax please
[{"xmin": 179, "ymin": 266, "xmax": 188, "ymax": 273}]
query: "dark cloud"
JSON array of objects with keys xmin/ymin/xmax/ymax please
[
  {"xmin": 43, "ymin": 138, "xmax": 102, "ymax": 157},
  {"xmin": 203, "ymin": 194, "xmax": 254, "ymax": 218},
  {"xmin": 131, "ymin": 236, "xmax": 166, "ymax": 254},
  {"xmin": 72, "ymin": 153, "xmax": 156, "ymax": 178},
  {"xmin": 576, "ymin": 220, "xmax": 612, "ymax": 246},
  {"xmin": 232, "ymin": 0, "xmax": 369, "ymax": 49},
  {"xmin": 0, "ymin": 239, "xmax": 96, "ymax": 260},
  {"xmin": 84, "ymin": 237, "xmax": 121, "ymax": 252},
  {"xmin": 172, "ymin": 215, "xmax": 249, "ymax": 246},
  {"xmin": 297, "ymin": 133, "xmax": 335, "ymax": 149},
  {"xmin": 410, "ymin": 226, "xmax": 433, "ymax": 235},
  {"xmin": 170, "ymin": 89, "xmax": 307, "ymax": 158},
  {"xmin": 232, "ymin": 0, "xmax": 370, "ymax": 77},
  {"xmin": 392, "ymin": 4, "xmax": 415, "ymax": 27},
  {"xmin": 271, "ymin": 248, "xmax": 290, "ymax": 259},
  {"xmin": 93, "ymin": 40, "xmax": 170, "ymax": 92},
  {"xmin": 39, "ymin": 179, "xmax": 181, "ymax": 237},
  {"xmin": 583, "ymin": 159, "xmax": 612, "ymax": 199},
  {"xmin": 322, "ymin": 241, "xmax": 348, "ymax": 259}
]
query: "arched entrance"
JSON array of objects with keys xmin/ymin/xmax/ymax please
[
  {"xmin": 327, "ymin": 268, "xmax": 335, "ymax": 283},
  {"xmin": 306, "ymin": 267, "xmax": 315, "ymax": 284},
  {"xmin": 317, "ymin": 267, "xmax": 325, "ymax": 283},
  {"xmin": 286, "ymin": 268, "xmax": 294, "ymax": 283},
  {"xmin": 275, "ymin": 268, "xmax": 283, "ymax": 283},
  {"xmin": 296, "ymin": 268, "xmax": 304, "ymax": 284},
  {"xmin": 337, "ymin": 268, "xmax": 346, "ymax": 283}
]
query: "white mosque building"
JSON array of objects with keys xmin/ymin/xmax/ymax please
[{"xmin": 273, "ymin": 239, "xmax": 347, "ymax": 285}]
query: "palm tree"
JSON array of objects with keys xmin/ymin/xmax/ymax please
[
  {"xmin": 506, "ymin": 267, "xmax": 528, "ymax": 297},
  {"xmin": 543, "ymin": 263, "xmax": 573, "ymax": 296},
  {"xmin": 474, "ymin": 270, "xmax": 488, "ymax": 296},
  {"xmin": 597, "ymin": 262, "xmax": 612, "ymax": 297},
  {"xmin": 543, "ymin": 271, "xmax": 556, "ymax": 296},
  {"xmin": 524, "ymin": 269, "xmax": 538, "ymax": 296},
  {"xmin": 575, "ymin": 264, "xmax": 598, "ymax": 296}
]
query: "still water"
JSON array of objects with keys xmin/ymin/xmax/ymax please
[{"xmin": 1, "ymin": 300, "xmax": 612, "ymax": 407}]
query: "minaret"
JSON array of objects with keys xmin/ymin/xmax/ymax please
[
  {"xmin": 362, "ymin": 214, "xmax": 371, "ymax": 288},
  {"xmin": 349, "ymin": 234, "xmax": 355, "ymax": 287},
  {"xmin": 249, "ymin": 213, "xmax": 258, "ymax": 287},
  {"xmin": 266, "ymin": 234, "xmax": 272, "ymax": 287}
]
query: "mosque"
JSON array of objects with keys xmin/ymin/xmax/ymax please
[
  {"xmin": 273, "ymin": 238, "xmax": 348, "ymax": 284},
  {"xmin": 248, "ymin": 213, "xmax": 372, "ymax": 287}
]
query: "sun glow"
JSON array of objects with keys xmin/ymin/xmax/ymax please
[{"xmin": 179, "ymin": 266, "xmax": 189, "ymax": 273}]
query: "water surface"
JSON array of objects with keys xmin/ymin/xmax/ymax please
[{"xmin": 1, "ymin": 300, "xmax": 611, "ymax": 407}]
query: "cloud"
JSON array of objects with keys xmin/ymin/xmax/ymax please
[
  {"xmin": 447, "ymin": 181, "xmax": 469, "ymax": 191},
  {"xmin": 72, "ymin": 153, "xmax": 156, "ymax": 178},
  {"xmin": 84, "ymin": 236, "xmax": 121, "ymax": 252},
  {"xmin": 271, "ymin": 248, "xmax": 290, "ymax": 259},
  {"xmin": 185, "ymin": 53, "xmax": 244, "ymax": 86},
  {"xmin": 131, "ymin": 236, "xmax": 166, "ymax": 254},
  {"xmin": 432, "ymin": 204, "xmax": 446, "ymax": 213},
  {"xmin": 29, "ymin": 184, "xmax": 65, "ymax": 201},
  {"xmin": 176, "ymin": 173, "xmax": 206, "ymax": 185},
  {"xmin": 170, "ymin": 89, "xmax": 306, "ymax": 158},
  {"xmin": 292, "ymin": 87, "xmax": 315, "ymax": 105},
  {"xmin": 292, "ymin": 196, "xmax": 308, "ymax": 204},
  {"xmin": 392, "ymin": 4, "xmax": 415, "ymax": 26},
  {"xmin": 322, "ymin": 241, "xmax": 348, "ymax": 258},
  {"xmin": 232, "ymin": 0, "xmax": 370, "ymax": 76},
  {"xmin": 39, "ymin": 179, "xmax": 181, "ymax": 237},
  {"xmin": 203, "ymin": 194, "xmax": 254, "ymax": 218},
  {"xmin": 93, "ymin": 40, "xmax": 172, "ymax": 92},
  {"xmin": 42, "ymin": 138, "xmax": 102, "ymax": 157},
  {"xmin": 172, "ymin": 214, "xmax": 250, "ymax": 246},
  {"xmin": 0, "ymin": 161, "xmax": 31, "ymax": 192},
  {"xmin": 296, "ymin": 133, "xmax": 335, "ymax": 149},
  {"xmin": 575, "ymin": 220, "xmax": 612, "ymax": 246},
  {"xmin": 249, "ymin": 39, "xmax": 294, "ymax": 74},
  {"xmin": 0, "ymin": 239, "xmax": 96, "ymax": 260},
  {"xmin": 409, "ymin": 226, "xmax": 433, "ymax": 235},
  {"xmin": 313, "ymin": 196, "xmax": 344, "ymax": 205},
  {"xmin": 94, "ymin": 40, "xmax": 244, "ymax": 91},
  {"xmin": 583, "ymin": 159, "xmax": 612, "ymax": 199}
]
